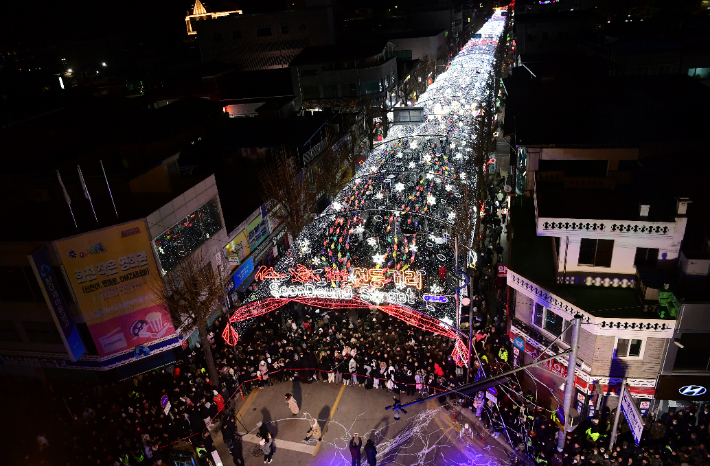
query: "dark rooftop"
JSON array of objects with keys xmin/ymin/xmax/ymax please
[
  {"xmin": 290, "ymin": 41, "xmax": 390, "ymax": 67},
  {"xmin": 503, "ymin": 74, "xmax": 710, "ymax": 147},
  {"xmin": 381, "ymin": 29, "xmax": 446, "ymax": 40},
  {"xmin": 508, "ymin": 196, "xmax": 668, "ymax": 319},
  {"xmin": 214, "ymin": 115, "xmax": 329, "ymax": 149}
]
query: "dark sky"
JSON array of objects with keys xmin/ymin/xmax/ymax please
[{"xmin": 0, "ymin": 0, "xmax": 190, "ymax": 45}]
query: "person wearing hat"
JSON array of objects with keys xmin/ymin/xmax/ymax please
[{"xmin": 285, "ymin": 393, "xmax": 299, "ymax": 415}]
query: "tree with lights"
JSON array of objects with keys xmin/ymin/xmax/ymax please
[
  {"xmin": 312, "ymin": 125, "xmax": 352, "ymax": 203},
  {"xmin": 259, "ymin": 146, "xmax": 317, "ymax": 239},
  {"xmin": 153, "ymin": 252, "xmax": 230, "ymax": 387}
]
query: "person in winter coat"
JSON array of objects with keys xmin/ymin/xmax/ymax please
[
  {"xmin": 348, "ymin": 358, "xmax": 357, "ymax": 386},
  {"xmin": 350, "ymin": 434, "xmax": 363, "ymax": 466},
  {"xmin": 259, "ymin": 437, "xmax": 273, "ymax": 463},
  {"xmin": 285, "ymin": 393, "xmax": 299, "ymax": 415},
  {"xmin": 212, "ymin": 391, "xmax": 225, "ymax": 413},
  {"xmin": 434, "ymin": 363, "xmax": 445, "ymax": 377},
  {"xmin": 258, "ymin": 360, "xmax": 270, "ymax": 388},
  {"xmin": 304, "ymin": 418, "xmax": 322, "ymax": 442},
  {"xmin": 364, "ymin": 438, "xmax": 377, "ymax": 466}
]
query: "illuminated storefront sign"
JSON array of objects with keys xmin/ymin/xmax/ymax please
[{"xmin": 424, "ymin": 294, "xmax": 448, "ymax": 303}]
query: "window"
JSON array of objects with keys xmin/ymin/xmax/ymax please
[
  {"xmin": 0, "ymin": 320, "xmax": 21, "ymax": 342},
  {"xmin": 301, "ymin": 69, "xmax": 318, "ymax": 77},
  {"xmin": 281, "ymin": 25, "xmax": 289, "ymax": 34},
  {"xmin": 544, "ymin": 310, "xmax": 564, "ymax": 336},
  {"xmin": 634, "ymin": 247, "xmax": 659, "ymax": 268},
  {"xmin": 578, "ymin": 238, "xmax": 614, "ymax": 267},
  {"xmin": 347, "ymin": 83, "xmax": 357, "ymax": 96},
  {"xmin": 323, "ymin": 84, "xmax": 338, "ymax": 98},
  {"xmin": 23, "ymin": 321, "xmax": 63, "ymax": 345},
  {"xmin": 615, "ymin": 338, "xmax": 644, "ymax": 358},
  {"xmin": 213, "ymin": 33, "xmax": 223, "ymax": 42},
  {"xmin": 533, "ymin": 303, "xmax": 544, "ymax": 327},
  {"xmin": 302, "ymin": 85, "xmax": 320, "ymax": 99},
  {"xmin": 393, "ymin": 50, "xmax": 413, "ymax": 60},
  {"xmin": 361, "ymin": 79, "xmax": 383, "ymax": 95},
  {"xmin": 688, "ymin": 67, "xmax": 710, "ymax": 79},
  {"xmin": 256, "ymin": 27, "xmax": 272, "ymax": 37},
  {"xmin": 533, "ymin": 304, "xmax": 569, "ymax": 339},
  {"xmin": 233, "ymin": 30, "xmax": 241, "ymax": 39},
  {"xmin": 153, "ymin": 199, "xmax": 223, "ymax": 273}
]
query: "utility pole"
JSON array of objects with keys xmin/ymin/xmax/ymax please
[
  {"xmin": 609, "ymin": 379, "xmax": 627, "ymax": 450},
  {"xmin": 558, "ymin": 315, "xmax": 582, "ymax": 452}
]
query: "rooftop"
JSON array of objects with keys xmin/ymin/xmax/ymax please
[
  {"xmin": 213, "ymin": 115, "xmax": 329, "ymax": 149},
  {"xmin": 290, "ymin": 41, "xmax": 391, "ymax": 67},
  {"xmin": 508, "ymin": 197, "xmax": 669, "ymax": 320}
]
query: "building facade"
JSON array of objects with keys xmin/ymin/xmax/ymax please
[{"xmin": 194, "ymin": 6, "xmax": 336, "ymax": 71}]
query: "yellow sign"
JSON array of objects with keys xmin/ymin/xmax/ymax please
[{"xmin": 55, "ymin": 220, "xmax": 174, "ymax": 357}]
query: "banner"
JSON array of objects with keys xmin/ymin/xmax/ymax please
[
  {"xmin": 28, "ymin": 247, "xmax": 86, "ymax": 361},
  {"xmin": 54, "ymin": 220, "xmax": 175, "ymax": 358},
  {"xmin": 620, "ymin": 386, "xmax": 644, "ymax": 446}
]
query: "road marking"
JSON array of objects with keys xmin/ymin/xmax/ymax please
[
  {"xmin": 312, "ymin": 384, "xmax": 346, "ymax": 456},
  {"xmin": 427, "ymin": 400, "xmax": 469, "ymax": 457},
  {"xmin": 241, "ymin": 434, "xmax": 316, "ymax": 454},
  {"xmin": 236, "ymin": 388, "xmax": 259, "ymax": 420}
]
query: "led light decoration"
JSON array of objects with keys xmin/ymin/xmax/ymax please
[{"xmin": 224, "ymin": 10, "xmax": 508, "ymax": 369}]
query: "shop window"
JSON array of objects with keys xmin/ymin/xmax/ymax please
[
  {"xmin": 634, "ymin": 247, "xmax": 659, "ymax": 268},
  {"xmin": 302, "ymin": 86, "xmax": 320, "ymax": 99},
  {"xmin": 361, "ymin": 79, "xmax": 382, "ymax": 95},
  {"xmin": 615, "ymin": 338, "xmax": 644, "ymax": 358},
  {"xmin": 0, "ymin": 320, "xmax": 21, "ymax": 342},
  {"xmin": 23, "ymin": 321, "xmax": 63, "ymax": 345},
  {"xmin": 578, "ymin": 238, "xmax": 614, "ymax": 267},
  {"xmin": 256, "ymin": 27, "xmax": 272, "ymax": 37}
]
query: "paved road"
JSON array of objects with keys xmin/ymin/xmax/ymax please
[{"xmin": 204, "ymin": 378, "xmax": 512, "ymax": 466}]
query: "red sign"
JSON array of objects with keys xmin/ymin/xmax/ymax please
[{"xmin": 497, "ymin": 265, "xmax": 508, "ymax": 277}]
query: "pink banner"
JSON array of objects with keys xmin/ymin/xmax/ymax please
[{"xmin": 88, "ymin": 304, "xmax": 175, "ymax": 358}]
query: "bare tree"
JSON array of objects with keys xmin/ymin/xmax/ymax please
[
  {"xmin": 153, "ymin": 252, "xmax": 229, "ymax": 386},
  {"xmin": 312, "ymin": 125, "xmax": 350, "ymax": 203},
  {"xmin": 259, "ymin": 146, "xmax": 317, "ymax": 239}
]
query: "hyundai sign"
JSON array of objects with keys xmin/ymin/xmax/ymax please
[{"xmin": 656, "ymin": 376, "xmax": 710, "ymax": 401}]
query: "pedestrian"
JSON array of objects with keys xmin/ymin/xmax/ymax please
[
  {"xmin": 364, "ymin": 438, "xmax": 377, "ymax": 466},
  {"xmin": 285, "ymin": 393, "xmax": 299, "ymax": 415},
  {"xmin": 350, "ymin": 434, "xmax": 363, "ymax": 466},
  {"xmin": 259, "ymin": 437, "xmax": 273, "ymax": 463},
  {"xmin": 304, "ymin": 418, "xmax": 322, "ymax": 442}
]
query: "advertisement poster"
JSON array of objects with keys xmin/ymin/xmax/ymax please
[
  {"xmin": 225, "ymin": 230, "xmax": 248, "ymax": 266},
  {"xmin": 54, "ymin": 220, "xmax": 175, "ymax": 358},
  {"xmin": 246, "ymin": 209, "xmax": 269, "ymax": 254},
  {"xmin": 28, "ymin": 247, "xmax": 86, "ymax": 361}
]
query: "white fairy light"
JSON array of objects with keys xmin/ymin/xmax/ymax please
[
  {"xmin": 372, "ymin": 253, "xmax": 385, "ymax": 265},
  {"xmin": 408, "ymin": 161, "xmax": 416, "ymax": 169},
  {"xmin": 394, "ymin": 182, "xmax": 405, "ymax": 192},
  {"xmin": 427, "ymin": 195, "xmax": 436, "ymax": 205},
  {"xmin": 367, "ymin": 237, "xmax": 377, "ymax": 246},
  {"xmin": 430, "ymin": 283, "xmax": 443, "ymax": 294}
]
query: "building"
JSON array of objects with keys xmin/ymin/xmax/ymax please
[
  {"xmin": 290, "ymin": 41, "xmax": 398, "ymax": 110},
  {"xmin": 0, "ymin": 97, "xmax": 233, "ymax": 379},
  {"xmin": 194, "ymin": 5, "xmax": 336, "ymax": 71},
  {"xmin": 185, "ymin": 0, "xmax": 243, "ymax": 35},
  {"xmin": 503, "ymin": 72, "xmax": 710, "ymax": 417},
  {"xmin": 386, "ymin": 29, "xmax": 448, "ymax": 62}
]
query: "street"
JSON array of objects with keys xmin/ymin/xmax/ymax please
[{"xmin": 205, "ymin": 378, "xmax": 512, "ymax": 466}]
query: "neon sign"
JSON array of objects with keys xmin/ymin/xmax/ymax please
[
  {"xmin": 254, "ymin": 265, "xmax": 422, "ymax": 291},
  {"xmin": 424, "ymin": 294, "xmax": 448, "ymax": 303}
]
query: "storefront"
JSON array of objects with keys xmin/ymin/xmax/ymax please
[{"xmin": 655, "ymin": 375, "xmax": 710, "ymax": 415}]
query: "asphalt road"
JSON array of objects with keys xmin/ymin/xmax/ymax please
[{"xmin": 203, "ymin": 377, "xmax": 512, "ymax": 466}]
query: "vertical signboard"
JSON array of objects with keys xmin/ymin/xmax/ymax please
[
  {"xmin": 620, "ymin": 388, "xmax": 644, "ymax": 446},
  {"xmin": 233, "ymin": 256, "xmax": 255, "ymax": 290},
  {"xmin": 225, "ymin": 231, "xmax": 249, "ymax": 266},
  {"xmin": 246, "ymin": 208, "xmax": 269, "ymax": 253},
  {"xmin": 28, "ymin": 247, "xmax": 86, "ymax": 361},
  {"xmin": 54, "ymin": 220, "xmax": 175, "ymax": 358}
]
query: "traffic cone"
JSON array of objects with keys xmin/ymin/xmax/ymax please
[{"xmin": 240, "ymin": 388, "xmax": 245, "ymax": 401}]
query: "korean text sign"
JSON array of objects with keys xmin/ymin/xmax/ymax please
[
  {"xmin": 28, "ymin": 247, "xmax": 86, "ymax": 361},
  {"xmin": 54, "ymin": 220, "xmax": 175, "ymax": 358}
]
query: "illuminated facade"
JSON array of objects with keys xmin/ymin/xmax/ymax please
[{"xmin": 185, "ymin": 0, "xmax": 242, "ymax": 36}]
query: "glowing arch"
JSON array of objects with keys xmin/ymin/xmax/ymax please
[{"xmin": 223, "ymin": 298, "xmax": 469, "ymax": 367}]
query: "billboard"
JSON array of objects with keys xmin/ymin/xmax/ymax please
[
  {"xmin": 246, "ymin": 206, "xmax": 269, "ymax": 253},
  {"xmin": 225, "ymin": 230, "xmax": 249, "ymax": 266},
  {"xmin": 28, "ymin": 247, "xmax": 86, "ymax": 361},
  {"xmin": 54, "ymin": 220, "xmax": 175, "ymax": 358}
]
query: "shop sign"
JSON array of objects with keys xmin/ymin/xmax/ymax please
[
  {"xmin": 620, "ymin": 387, "xmax": 644, "ymax": 446},
  {"xmin": 233, "ymin": 257, "xmax": 255, "ymax": 290},
  {"xmin": 54, "ymin": 220, "xmax": 174, "ymax": 359},
  {"xmin": 497, "ymin": 265, "xmax": 508, "ymax": 277},
  {"xmin": 656, "ymin": 376, "xmax": 710, "ymax": 401}
]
